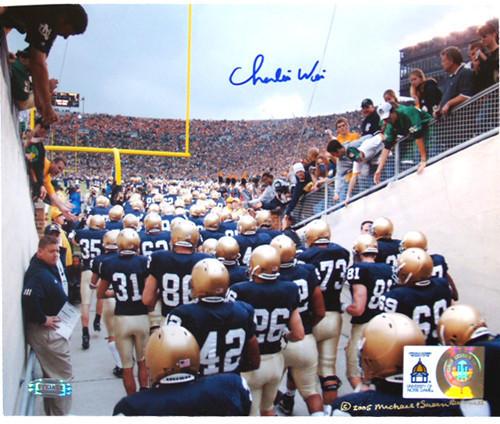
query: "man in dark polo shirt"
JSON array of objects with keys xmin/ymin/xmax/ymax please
[
  {"xmin": 0, "ymin": 5, "xmax": 87, "ymax": 125},
  {"xmin": 434, "ymin": 46, "xmax": 474, "ymax": 118},
  {"xmin": 360, "ymin": 98, "xmax": 381, "ymax": 136},
  {"xmin": 22, "ymin": 235, "xmax": 73, "ymax": 415}
]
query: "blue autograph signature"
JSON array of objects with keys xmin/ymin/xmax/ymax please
[{"xmin": 229, "ymin": 54, "xmax": 326, "ymax": 86}]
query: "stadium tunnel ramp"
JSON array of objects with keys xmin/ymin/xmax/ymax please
[
  {"xmin": 1, "ymin": 35, "xmax": 40, "ymax": 415},
  {"xmin": 297, "ymin": 133, "xmax": 500, "ymax": 330}
]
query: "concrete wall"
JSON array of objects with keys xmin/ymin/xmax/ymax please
[
  {"xmin": 305, "ymin": 135, "xmax": 500, "ymax": 329},
  {"xmin": 1, "ymin": 38, "xmax": 39, "ymax": 415}
]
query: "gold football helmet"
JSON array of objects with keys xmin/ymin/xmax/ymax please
[
  {"xmin": 153, "ymin": 193, "xmax": 163, "ymax": 204},
  {"xmin": 215, "ymin": 236, "xmax": 240, "ymax": 264},
  {"xmin": 183, "ymin": 193, "xmax": 193, "ymax": 206},
  {"xmin": 220, "ymin": 210, "xmax": 232, "ymax": 223},
  {"xmin": 237, "ymin": 215, "xmax": 257, "ymax": 235},
  {"xmin": 400, "ymin": 230, "xmax": 428, "ymax": 251},
  {"xmin": 160, "ymin": 202, "xmax": 175, "ymax": 216},
  {"xmin": 170, "ymin": 217, "xmax": 186, "ymax": 232},
  {"xmin": 271, "ymin": 235, "xmax": 296, "ymax": 265},
  {"xmin": 203, "ymin": 213, "xmax": 220, "ymax": 231},
  {"xmin": 123, "ymin": 213, "xmax": 140, "ymax": 230},
  {"xmin": 175, "ymin": 207, "xmax": 186, "ymax": 216},
  {"xmin": 117, "ymin": 228, "xmax": 140, "ymax": 253},
  {"xmin": 189, "ymin": 204, "xmax": 201, "ymax": 218},
  {"xmin": 95, "ymin": 195, "xmax": 108, "ymax": 208},
  {"xmin": 305, "ymin": 219, "xmax": 331, "ymax": 246},
  {"xmin": 130, "ymin": 199, "xmax": 144, "ymax": 212},
  {"xmin": 371, "ymin": 217, "xmax": 394, "ymax": 240},
  {"xmin": 102, "ymin": 229, "xmax": 120, "ymax": 250},
  {"xmin": 88, "ymin": 214, "xmax": 106, "ymax": 230},
  {"xmin": 437, "ymin": 304, "xmax": 489, "ymax": 346},
  {"xmin": 256, "ymin": 210, "xmax": 272, "ymax": 228},
  {"xmin": 353, "ymin": 234, "xmax": 379, "ymax": 255},
  {"xmin": 108, "ymin": 205, "xmax": 124, "ymax": 222},
  {"xmin": 148, "ymin": 203, "xmax": 160, "ymax": 214},
  {"xmin": 171, "ymin": 220, "xmax": 199, "ymax": 249},
  {"xmin": 146, "ymin": 325, "xmax": 200, "ymax": 384},
  {"xmin": 361, "ymin": 313, "xmax": 425, "ymax": 380},
  {"xmin": 396, "ymin": 248, "xmax": 433, "ymax": 285},
  {"xmin": 199, "ymin": 192, "xmax": 207, "ymax": 201},
  {"xmin": 191, "ymin": 258, "xmax": 229, "ymax": 298},
  {"xmin": 144, "ymin": 212, "xmax": 162, "ymax": 233},
  {"xmin": 174, "ymin": 197, "xmax": 185, "ymax": 208},
  {"xmin": 249, "ymin": 245, "xmax": 280, "ymax": 281},
  {"xmin": 200, "ymin": 238, "xmax": 218, "ymax": 256}
]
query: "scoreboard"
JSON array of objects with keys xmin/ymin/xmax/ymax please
[{"xmin": 52, "ymin": 92, "xmax": 80, "ymax": 108}]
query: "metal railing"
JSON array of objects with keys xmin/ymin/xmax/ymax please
[
  {"xmin": 16, "ymin": 349, "xmax": 39, "ymax": 415},
  {"xmin": 291, "ymin": 83, "xmax": 499, "ymax": 228}
]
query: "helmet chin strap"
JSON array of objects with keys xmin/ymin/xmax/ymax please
[
  {"xmin": 119, "ymin": 250, "xmax": 137, "ymax": 256},
  {"xmin": 280, "ymin": 260, "xmax": 295, "ymax": 269},
  {"xmin": 158, "ymin": 373, "xmax": 195, "ymax": 384},
  {"xmin": 200, "ymin": 296, "xmax": 225, "ymax": 303},
  {"xmin": 385, "ymin": 374, "xmax": 404, "ymax": 384}
]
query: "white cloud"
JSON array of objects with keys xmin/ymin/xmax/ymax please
[{"xmin": 257, "ymin": 94, "xmax": 306, "ymax": 119}]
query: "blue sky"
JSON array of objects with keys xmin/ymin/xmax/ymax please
[{"xmin": 6, "ymin": 1, "xmax": 497, "ymax": 120}]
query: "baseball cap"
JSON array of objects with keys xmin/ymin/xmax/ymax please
[
  {"xmin": 44, "ymin": 224, "xmax": 61, "ymax": 235},
  {"xmin": 361, "ymin": 98, "xmax": 374, "ymax": 108},
  {"xmin": 378, "ymin": 102, "xmax": 393, "ymax": 120},
  {"xmin": 292, "ymin": 163, "xmax": 305, "ymax": 174},
  {"xmin": 49, "ymin": 206, "xmax": 63, "ymax": 221}
]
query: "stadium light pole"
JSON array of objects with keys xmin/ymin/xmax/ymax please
[{"xmin": 81, "ymin": 96, "xmax": 85, "ymax": 114}]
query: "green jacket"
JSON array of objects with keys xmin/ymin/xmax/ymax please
[{"xmin": 383, "ymin": 105, "xmax": 432, "ymax": 149}]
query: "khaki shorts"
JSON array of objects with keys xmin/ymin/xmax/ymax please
[
  {"xmin": 242, "ymin": 352, "xmax": 284, "ymax": 415},
  {"xmin": 113, "ymin": 314, "xmax": 150, "ymax": 369},
  {"xmin": 313, "ymin": 311, "xmax": 342, "ymax": 377},
  {"xmin": 102, "ymin": 298, "xmax": 116, "ymax": 338},
  {"xmin": 283, "ymin": 333, "xmax": 319, "ymax": 399}
]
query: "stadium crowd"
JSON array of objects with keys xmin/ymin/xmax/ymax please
[{"xmin": 1, "ymin": 4, "xmax": 499, "ymax": 417}]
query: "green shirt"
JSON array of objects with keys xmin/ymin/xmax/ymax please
[
  {"xmin": 383, "ymin": 105, "xmax": 432, "ymax": 149},
  {"xmin": 11, "ymin": 59, "xmax": 31, "ymax": 102}
]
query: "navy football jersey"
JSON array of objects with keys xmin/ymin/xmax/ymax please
[
  {"xmin": 297, "ymin": 243, "xmax": 350, "ymax": 312},
  {"xmin": 100, "ymin": 254, "xmax": 149, "ymax": 316},
  {"xmin": 106, "ymin": 220, "xmax": 123, "ymax": 230},
  {"xmin": 234, "ymin": 233, "xmax": 272, "ymax": 266},
  {"xmin": 230, "ymin": 279, "xmax": 299, "ymax": 354},
  {"xmin": 167, "ymin": 300, "xmax": 256, "ymax": 376},
  {"xmin": 257, "ymin": 228, "xmax": 282, "ymax": 240},
  {"xmin": 220, "ymin": 220, "xmax": 238, "ymax": 237},
  {"xmin": 129, "ymin": 209, "xmax": 144, "ymax": 221},
  {"xmin": 431, "ymin": 253, "xmax": 448, "ymax": 278},
  {"xmin": 74, "ymin": 228, "xmax": 107, "ymax": 270},
  {"xmin": 88, "ymin": 206, "xmax": 110, "ymax": 220},
  {"xmin": 147, "ymin": 251, "xmax": 211, "ymax": 316},
  {"xmin": 200, "ymin": 229, "xmax": 225, "ymax": 241},
  {"xmin": 376, "ymin": 238, "xmax": 401, "ymax": 267},
  {"xmin": 164, "ymin": 194, "xmax": 176, "ymax": 205},
  {"xmin": 90, "ymin": 251, "xmax": 118, "ymax": 277},
  {"xmin": 113, "ymin": 373, "xmax": 251, "ymax": 416},
  {"xmin": 189, "ymin": 216, "xmax": 205, "ymax": 232},
  {"xmin": 226, "ymin": 263, "xmax": 248, "ymax": 285},
  {"xmin": 346, "ymin": 262, "xmax": 394, "ymax": 324},
  {"xmin": 160, "ymin": 214, "xmax": 175, "ymax": 232},
  {"xmin": 278, "ymin": 263, "xmax": 320, "ymax": 334},
  {"xmin": 381, "ymin": 277, "xmax": 451, "ymax": 344},
  {"xmin": 144, "ymin": 194, "xmax": 154, "ymax": 208},
  {"xmin": 139, "ymin": 230, "xmax": 171, "ymax": 255},
  {"xmin": 468, "ymin": 335, "xmax": 500, "ymax": 416},
  {"xmin": 331, "ymin": 381, "xmax": 463, "ymax": 416}
]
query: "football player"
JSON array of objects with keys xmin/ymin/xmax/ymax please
[
  {"xmin": 97, "ymin": 228, "xmax": 150, "ymax": 395},
  {"xmin": 234, "ymin": 215, "xmax": 272, "ymax": 266},
  {"xmin": 400, "ymin": 230, "xmax": 459, "ymax": 301},
  {"xmin": 331, "ymin": 313, "xmax": 463, "ymax": 416},
  {"xmin": 73, "ymin": 214, "xmax": 107, "ymax": 349},
  {"xmin": 296, "ymin": 219, "xmax": 349, "ymax": 410},
  {"xmin": 139, "ymin": 212, "xmax": 171, "ymax": 256},
  {"xmin": 200, "ymin": 238, "xmax": 218, "ymax": 256},
  {"xmin": 128, "ymin": 199, "xmax": 145, "ymax": 221},
  {"xmin": 142, "ymin": 220, "xmax": 210, "ymax": 322},
  {"xmin": 90, "ymin": 229, "xmax": 122, "ymax": 377},
  {"xmin": 219, "ymin": 209, "xmax": 238, "ymax": 237},
  {"xmin": 380, "ymin": 248, "xmax": 452, "ymax": 345},
  {"xmin": 438, "ymin": 304, "xmax": 500, "ymax": 416},
  {"xmin": 271, "ymin": 235, "xmax": 325, "ymax": 416},
  {"xmin": 200, "ymin": 213, "xmax": 225, "ymax": 241},
  {"xmin": 106, "ymin": 205, "xmax": 124, "ymax": 230},
  {"xmin": 88, "ymin": 195, "xmax": 110, "ymax": 220},
  {"xmin": 188, "ymin": 203, "xmax": 206, "ymax": 232},
  {"xmin": 123, "ymin": 213, "xmax": 140, "ymax": 231},
  {"xmin": 256, "ymin": 210, "xmax": 281, "ymax": 239},
  {"xmin": 230, "ymin": 245, "xmax": 304, "ymax": 416},
  {"xmin": 113, "ymin": 325, "xmax": 252, "ymax": 416},
  {"xmin": 372, "ymin": 217, "xmax": 401, "ymax": 267},
  {"xmin": 167, "ymin": 258, "xmax": 260, "ymax": 376},
  {"xmin": 344, "ymin": 234, "xmax": 394, "ymax": 389},
  {"xmin": 215, "ymin": 236, "xmax": 248, "ymax": 285},
  {"xmin": 159, "ymin": 202, "xmax": 175, "ymax": 232}
]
